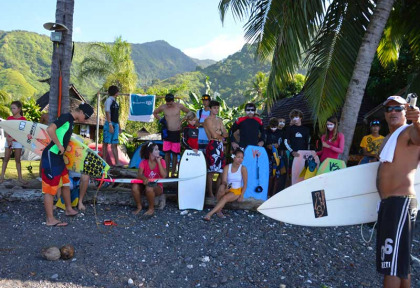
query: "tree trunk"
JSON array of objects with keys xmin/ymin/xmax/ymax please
[
  {"xmin": 49, "ymin": 0, "xmax": 74, "ymax": 123},
  {"xmin": 339, "ymin": 0, "xmax": 395, "ymax": 162}
]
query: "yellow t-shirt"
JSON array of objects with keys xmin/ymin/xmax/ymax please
[{"xmin": 360, "ymin": 134, "xmax": 385, "ymax": 154}]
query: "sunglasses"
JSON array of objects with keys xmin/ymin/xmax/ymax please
[
  {"xmin": 370, "ymin": 120, "xmax": 380, "ymax": 125},
  {"xmin": 385, "ymin": 106, "xmax": 404, "ymax": 113},
  {"xmin": 246, "ymin": 108, "xmax": 256, "ymax": 112}
]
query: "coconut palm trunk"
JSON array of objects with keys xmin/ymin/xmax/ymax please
[
  {"xmin": 339, "ymin": 0, "xmax": 395, "ymax": 162},
  {"xmin": 49, "ymin": 0, "xmax": 74, "ymax": 123}
]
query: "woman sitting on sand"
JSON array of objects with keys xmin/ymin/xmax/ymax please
[
  {"xmin": 131, "ymin": 141, "xmax": 167, "ymax": 218},
  {"xmin": 203, "ymin": 148, "xmax": 247, "ymax": 221}
]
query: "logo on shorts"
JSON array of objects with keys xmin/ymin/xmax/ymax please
[{"xmin": 381, "ymin": 238, "xmax": 393, "ymax": 261}]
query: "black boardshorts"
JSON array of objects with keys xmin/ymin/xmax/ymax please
[{"xmin": 376, "ymin": 196, "xmax": 417, "ymax": 279}]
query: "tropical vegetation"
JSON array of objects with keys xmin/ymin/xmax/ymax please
[{"xmin": 218, "ymin": 0, "xmax": 420, "ymax": 160}]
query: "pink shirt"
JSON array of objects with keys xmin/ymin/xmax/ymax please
[
  {"xmin": 139, "ymin": 159, "xmax": 166, "ymax": 188},
  {"xmin": 317, "ymin": 132, "xmax": 345, "ymax": 163}
]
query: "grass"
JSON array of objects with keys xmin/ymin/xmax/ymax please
[{"xmin": 0, "ymin": 159, "xmax": 40, "ymax": 181}]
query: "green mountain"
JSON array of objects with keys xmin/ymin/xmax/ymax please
[
  {"xmin": 146, "ymin": 44, "xmax": 272, "ymax": 106},
  {"xmin": 0, "ymin": 30, "xmax": 270, "ymax": 106},
  {"xmin": 0, "ymin": 31, "xmax": 215, "ymax": 101}
]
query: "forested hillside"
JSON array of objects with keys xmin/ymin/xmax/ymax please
[{"xmin": 0, "ymin": 30, "xmax": 272, "ymax": 106}]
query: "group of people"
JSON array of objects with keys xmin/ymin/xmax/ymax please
[{"xmin": 0, "ymin": 88, "xmax": 419, "ymax": 286}]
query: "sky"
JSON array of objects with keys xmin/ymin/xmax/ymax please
[{"xmin": 0, "ymin": 0, "xmax": 248, "ymax": 61}]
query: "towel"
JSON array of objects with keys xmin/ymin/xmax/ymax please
[
  {"xmin": 379, "ymin": 124, "xmax": 409, "ymax": 163},
  {"xmin": 128, "ymin": 94, "xmax": 155, "ymax": 122}
]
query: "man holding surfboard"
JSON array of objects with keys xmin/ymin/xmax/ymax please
[
  {"xmin": 376, "ymin": 95, "xmax": 420, "ymax": 287},
  {"xmin": 41, "ymin": 103, "xmax": 94, "ymax": 227}
]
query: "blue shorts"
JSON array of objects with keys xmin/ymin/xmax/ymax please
[{"xmin": 103, "ymin": 122, "xmax": 119, "ymax": 144}]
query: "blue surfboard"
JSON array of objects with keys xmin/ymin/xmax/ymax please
[{"xmin": 242, "ymin": 145, "xmax": 269, "ymax": 200}]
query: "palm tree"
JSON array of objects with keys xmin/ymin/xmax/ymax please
[
  {"xmin": 49, "ymin": 0, "xmax": 74, "ymax": 123},
  {"xmin": 219, "ymin": 0, "xmax": 400, "ymax": 161},
  {"xmin": 79, "ymin": 36, "xmax": 138, "ymax": 128}
]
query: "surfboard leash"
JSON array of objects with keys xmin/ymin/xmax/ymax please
[
  {"xmin": 360, "ymin": 222, "xmax": 377, "ymax": 243},
  {"xmin": 92, "ymin": 173, "xmax": 137, "ymax": 234}
]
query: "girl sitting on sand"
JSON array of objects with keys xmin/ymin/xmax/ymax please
[
  {"xmin": 203, "ymin": 148, "xmax": 247, "ymax": 221},
  {"xmin": 0, "ymin": 101, "xmax": 27, "ymax": 184},
  {"xmin": 131, "ymin": 141, "xmax": 167, "ymax": 218}
]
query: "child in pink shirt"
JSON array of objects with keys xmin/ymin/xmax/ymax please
[
  {"xmin": 317, "ymin": 116, "xmax": 345, "ymax": 163},
  {"xmin": 131, "ymin": 141, "xmax": 167, "ymax": 218}
]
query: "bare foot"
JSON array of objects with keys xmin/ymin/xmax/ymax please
[
  {"xmin": 216, "ymin": 211, "xmax": 226, "ymax": 219},
  {"xmin": 142, "ymin": 210, "xmax": 154, "ymax": 219},
  {"xmin": 46, "ymin": 220, "xmax": 68, "ymax": 227},
  {"xmin": 132, "ymin": 207, "xmax": 142, "ymax": 215},
  {"xmin": 65, "ymin": 208, "xmax": 78, "ymax": 217},
  {"xmin": 0, "ymin": 178, "xmax": 4, "ymax": 184},
  {"xmin": 18, "ymin": 179, "xmax": 28, "ymax": 185},
  {"xmin": 78, "ymin": 203, "xmax": 86, "ymax": 211},
  {"xmin": 203, "ymin": 214, "xmax": 211, "ymax": 221}
]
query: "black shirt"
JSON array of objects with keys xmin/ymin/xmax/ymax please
[
  {"xmin": 229, "ymin": 116, "xmax": 265, "ymax": 149},
  {"xmin": 285, "ymin": 125, "xmax": 310, "ymax": 152}
]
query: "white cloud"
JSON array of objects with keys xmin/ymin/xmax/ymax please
[{"xmin": 183, "ymin": 34, "xmax": 246, "ymax": 61}]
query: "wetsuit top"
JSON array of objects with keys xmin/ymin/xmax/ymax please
[
  {"xmin": 229, "ymin": 116, "xmax": 265, "ymax": 148},
  {"xmin": 104, "ymin": 96, "xmax": 119, "ymax": 123},
  {"xmin": 45, "ymin": 113, "xmax": 75, "ymax": 155},
  {"xmin": 182, "ymin": 124, "xmax": 199, "ymax": 150},
  {"xmin": 265, "ymin": 128, "xmax": 286, "ymax": 148},
  {"xmin": 284, "ymin": 125, "xmax": 310, "ymax": 152}
]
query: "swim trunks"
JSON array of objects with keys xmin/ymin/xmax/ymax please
[
  {"xmin": 163, "ymin": 130, "xmax": 181, "ymax": 153},
  {"xmin": 205, "ymin": 140, "xmax": 225, "ymax": 173},
  {"xmin": 41, "ymin": 149, "xmax": 70, "ymax": 196},
  {"xmin": 103, "ymin": 121, "xmax": 120, "ymax": 144},
  {"xmin": 376, "ymin": 196, "xmax": 417, "ymax": 279}
]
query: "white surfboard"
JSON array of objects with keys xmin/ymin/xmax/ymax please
[
  {"xmin": 258, "ymin": 162, "xmax": 420, "ymax": 227},
  {"xmin": 178, "ymin": 150, "xmax": 207, "ymax": 210}
]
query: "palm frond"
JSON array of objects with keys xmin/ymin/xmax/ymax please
[
  {"xmin": 219, "ymin": 0, "xmax": 252, "ymax": 23},
  {"xmin": 303, "ymin": 0, "xmax": 374, "ymax": 129},
  {"xmin": 264, "ymin": 0, "xmax": 325, "ymax": 108}
]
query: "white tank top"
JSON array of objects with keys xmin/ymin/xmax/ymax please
[{"xmin": 228, "ymin": 164, "xmax": 243, "ymax": 189}]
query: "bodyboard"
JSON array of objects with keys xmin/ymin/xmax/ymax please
[
  {"xmin": 178, "ymin": 150, "xmax": 207, "ymax": 210},
  {"xmin": 316, "ymin": 158, "xmax": 346, "ymax": 175},
  {"xmin": 242, "ymin": 146, "xmax": 269, "ymax": 200},
  {"xmin": 291, "ymin": 150, "xmax": 320, "ymax": 185}
]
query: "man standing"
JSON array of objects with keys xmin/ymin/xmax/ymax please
[
  {"xmin": 203, "ymin": 100, "xmax": 228, "ymax": 198},
  {"xmin": 196, "ymin": 94, "xmax": 211, "ymax": 152},
  {"xmin": 153, "ymin": 93, "xmax": 189, "ymax": 177},
  {"xmin": 284, "ymin": 109, "xmax": 310, "ymax": 158},
  {"xmin": 103, "ymin": 85, "xmax": 122, "ymax": 167},
  {"xmin": 229, "ymin": 103, "xmax": 265, "ymax": 150},
  {"xmin": 376, "ymin": 95, "xmax": 420, "ymax": 287}
]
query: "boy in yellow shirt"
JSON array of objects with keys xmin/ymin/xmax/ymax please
[{"xmin": 359, "ymin": 119, "xmax": 384, "ymax": 164}]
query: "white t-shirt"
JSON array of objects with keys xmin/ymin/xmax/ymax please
[{"xmin": 104, "ymin": 96, "xmax": 116, "ymax": 113}]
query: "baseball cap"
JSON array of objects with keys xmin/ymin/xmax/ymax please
[
  {"xmin": 202, "ymin": 94, "xmax": 211, "ymax": 101},
  {"xmin": 79, "ymin": 103, "xmax": 94, "ymax": 120},
  {"xmin": 165, "ymin": 93, "xmax": 175, "ymax": 102},
  {"xmin": 382, "ymin": 95, "xmax": 407, "ymax": 106}
]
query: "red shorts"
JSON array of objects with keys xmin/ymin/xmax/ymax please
[{"xmin": 163, "ymin": 141, "xmax": 181, "ymax": 154}]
